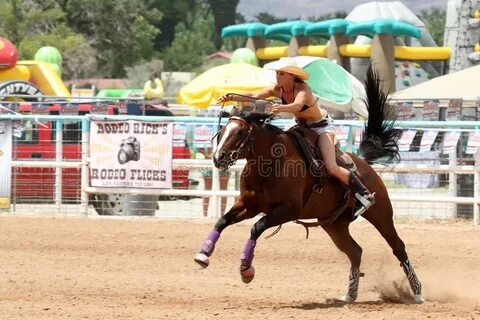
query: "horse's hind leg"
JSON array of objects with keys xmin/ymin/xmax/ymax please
[
  {"xmin": 322, "ymin": 216, "xmax": 363, "ymax": 302},
  {"xmin": 364, "ymin": 208, "xmax": 424, "ymax": 303},
  {"xmin": 194, "ymin": 198, "xmax": 258, "ymax": 268}
]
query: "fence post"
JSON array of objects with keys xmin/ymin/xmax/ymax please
[
  {"xmin": 81, "ymin": 117, "xmax": 90, "ymax": 216},
  {"xmin": 449, "ymin": 152, "xmax": 457, "ymax": 218},
  {"xmin": 211, "ymin": 138, "xmax": 220, "ymax": 218},
  {"xmin": 55, "ymin": 119, "xmax": 63, "ymax": 213},
  {"xmin": 474, "ymin": 151, "xmax": 480, "ymax": 226}
]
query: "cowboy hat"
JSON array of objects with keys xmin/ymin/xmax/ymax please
[{"xmin": 266, "ymin": 57, "xmax": 309, "ymax": 81}]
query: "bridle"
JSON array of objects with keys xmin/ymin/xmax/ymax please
[
  {"xmin": 213, "ymin": 116, "xmax": 255, "ymax": 169},
  {"xmin": 212, "ymin": 93, "xmax": 275, "ymax": 169}
]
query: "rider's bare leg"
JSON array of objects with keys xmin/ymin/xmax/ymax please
[{"xmin": 317, "ymin": 133, "xmax": 374, "ymax": 216}]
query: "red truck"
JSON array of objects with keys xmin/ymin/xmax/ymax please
[{"xmin": 12, "ymin": 102, "xmax": 195, "ymax": 215}]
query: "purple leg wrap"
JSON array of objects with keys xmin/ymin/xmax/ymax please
[
  {"xmin": 240, "ymin": 239, "xmax": 256, "ymax": 265},
  {"xmin": 200, "ymin": 230, "xmax": 220, "ymax": 256}
]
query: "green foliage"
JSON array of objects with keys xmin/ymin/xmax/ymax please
[
  {"xmin": 206, "ymin": 0, "xmax": 240, "ymax": 49},
  {"xmin": 418, "ymin": 7, "xmax": 446, "ymax": 46},
  {"xmin": 125, "ymin": 59, "xmax": 163, "ymax": 88},
  {"xmin": 64, "ymin": 0, "xmax": 161, "ymax": 77},
  {"xmin": 255, "ymin": 12, "xmax": 286, "ymax": 24},
  {"xmin": 0, "ymin": 0, "xmax": 96, "ymax": 79},
  {"xmin": 147, "ymin": 0, "xmax": 196, "ymax": 50},
  {"xmin": 162, "ymin": 3, "xmax": 216, "ymax": 72}
]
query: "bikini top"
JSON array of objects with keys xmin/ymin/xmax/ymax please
[{"xmin": 279, "ymin": 85, "xmax": 316, "ymax": 112}]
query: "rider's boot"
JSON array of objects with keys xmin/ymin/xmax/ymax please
[{"xmin": 350, "ymin": 172, "xmax": 375, "ymax": 217}]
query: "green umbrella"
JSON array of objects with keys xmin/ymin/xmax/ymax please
[{"xmin": 264, "ymin": 56, "xmax": 367, "ymax": 117}]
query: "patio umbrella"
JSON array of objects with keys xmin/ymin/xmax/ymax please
[
  {"xmin": 264, "ymin": 56, "xmax": 368, "ymax": 117},
  {"xmin": 177, "ymin": 62, "xmax": 275, "ymax": 108}
]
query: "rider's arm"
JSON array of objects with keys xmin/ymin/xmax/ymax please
[
  {"xmin": 218, "ymin": 86, "xmax": 276, "ymax": 103},
  {"xmin": 272, "ymin": 87, "xmax": 308, "ymax": 113}
]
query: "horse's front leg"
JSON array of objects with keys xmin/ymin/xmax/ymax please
[
  {"xmin": 194, "ymin": 198, "xmax": 258, "ymax": 268},
  {"xmin": 239, "ymin": 204, "xmax": 298, "ymax": 283}
]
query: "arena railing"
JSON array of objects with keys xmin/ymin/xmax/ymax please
[{"xmin": 0, "ymin": 113, "xmax": 478, "ymax": 225}]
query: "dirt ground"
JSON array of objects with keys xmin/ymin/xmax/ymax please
[{"xmin": 0, "ymin": 215, "xmax": 479, "ymax": 320}]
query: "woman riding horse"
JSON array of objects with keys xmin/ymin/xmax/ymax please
[
  {"xmin": 195, "ymin": 65, "xmax": 424, "ymax": 303},
  {"xmin": 218, "ymin": 57, "xmax": 374, "ymax": 217}
]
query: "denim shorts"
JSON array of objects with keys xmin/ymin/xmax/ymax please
[{"xmin": 296, "ymin": 114, "xmax": 334, "ymax": 135}]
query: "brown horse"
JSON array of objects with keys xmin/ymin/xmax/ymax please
[{"xmin": 194, "ymin": 67, "xmax": 424, "ymax": 304}]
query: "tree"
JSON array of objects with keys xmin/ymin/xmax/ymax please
[
  {"xmin": 0, "ymin": 0, "xmax": 96, "ymax": 79},
  {"xmin": 418, "ymin": 7, "xmax": 446, "ymax": 46},
  {"xmin": 146, "ymin": 0, "xmax": 197, "ymax": 50},
  {"xmin": 162, "ymin": 2, "xmax": 216, "ymax": 72},
  {"xmin": 255, "ymin": 12, "xmax": 286, "ymax": 24},
  {"xmin": 206, "ymin": 0, "xmax": 239, "ymax": 49},
  {"xmin": 64, "ymin": 0, "xmax": 161, "ymax": 77}
]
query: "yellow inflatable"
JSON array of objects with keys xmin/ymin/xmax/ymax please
[
  {"xmin": 143, "ymin": 78, "xmax": 164, "ymax": 100},
  {"xmin": 0, "ymin": 61, "xmax": 70, "ymax": 97},
  {"xmin": 338, "ymin": 44, "xmax": 450, "ymax": 60},
  {"xmin": 0, "ymin": 65, "xmax": 30, "ymax": 82},
  {"xmin": 475, "ymin": 43, "xmax": 480, "ymax": 52},
  {"xmin": 254, "ymin": 44, "xmax": 450, "ymax": 61},
  {"xmin": 298, "ymin": 45, "xmax": 328, "ymax": 57},
  {"xmin": 256, "ymin": 46, "xmax": 289, "ymax": 60}
]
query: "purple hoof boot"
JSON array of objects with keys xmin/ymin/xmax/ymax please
[
  {"xmin": 199, "ymin": 239, "xmax": 215, "ymax": 257},
  {"xmin": 194, "ymin": 253, "xmax": 210, "ymax": 268},
  {"xmin": 240, "ymin": 264, "xmax": 255, "ymax": 283}
]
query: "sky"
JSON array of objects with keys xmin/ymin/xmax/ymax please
[{"xmin": 237, "ymin": 0, "xmax": 448, "ymax": 20}]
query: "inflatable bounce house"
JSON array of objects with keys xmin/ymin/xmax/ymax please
[
  {"xmin": 0, "ymin": 37, "xmax": 165, "ymax": 105},
  {"xmin": 0, "ymin": 37, "xmax": 70, "ymax": 100},
  {"xmin": 221, "ymin": 1, "xmax": 454, "ymax": 94}
]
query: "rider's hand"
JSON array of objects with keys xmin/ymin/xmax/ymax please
[
  {"xmin": 271, "ymin": 103, "xmax": 282, "ymax": 114},
  {"xmin": 217, "ymin": 94, "xmax": 232, "ymax": 104}
]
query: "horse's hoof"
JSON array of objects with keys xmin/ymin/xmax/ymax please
[
  {"xmin": 194, "ymin": 253, "xmax": 210, "ymax": 268},
  {"xmin": 240, "ymin": 265, "xmax": 255, "ymax": 284},
  {"xmin": 340, "ymin": 294, "xmax": 356, "ymax": 303},
  {"xmin": 413, "ymin": 294, "xmax": 424, "ymax": 304}
]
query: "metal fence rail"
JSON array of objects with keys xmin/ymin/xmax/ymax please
[{"xmin": 0, "ymin": 114, "xmax": 479, "ymax": 224}]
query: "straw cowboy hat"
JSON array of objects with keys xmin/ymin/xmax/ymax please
[{"xmin": 267, "ymin": 57, "xmax": 309, "ymax": 81}]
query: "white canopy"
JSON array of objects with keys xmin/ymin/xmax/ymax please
[{"xmin": 391, "ymin": 65, "xmax": 480, "ymax": 101}]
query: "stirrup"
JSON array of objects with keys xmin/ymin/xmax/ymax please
[{"xmin": 353, "ymin": 192, "xmax": 375, "ymax": 217}]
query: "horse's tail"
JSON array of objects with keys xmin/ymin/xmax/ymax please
[{"xmin": 358, "ymin": 66, "xmax": 402, "ymax": 165}]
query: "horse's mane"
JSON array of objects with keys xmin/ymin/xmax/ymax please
[{"xmin": 239, "ymin": 112, "xmax": 284, "ymax": 134}]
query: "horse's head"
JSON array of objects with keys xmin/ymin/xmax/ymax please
[{"xmin": 213, "ymin": 113, "xmax": 272, "ymax": 170}]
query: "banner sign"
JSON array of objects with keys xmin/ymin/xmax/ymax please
[
  {"xmin": 442, "ymin": 131, "xmax": 461, "ymax": 154},
  {"xmin": 89, "ymin": 120, "xmax": 173, "ymax": 188},
  {"xmin": 446, "ymin": 99, "xmax": 462, "ymax": 121},
  {"xmin": 396, "ymin": 101, "xmax": 415, "ymax": 120},
  {"xmin": 398, "ymin": 129, "xmax": 417, "ymax": 152},
  {"xmin": 466, "ymin": 131, "xmax": 480, "ymax": 154},
  {"xmin": 193, "ymin": 124, "xmax": 215, "ymax": 148},
  {"xmin": 173, "ymin": 123, "xmax": 187, "ymax": 147},
  {"xmin": 60, "ymin": 103, "xmax": 78, "ymax": 115},
  {"xmin": 422, "ymin": 100, "xmax": 440, "ymax": 120},
  {"xmin": 476, "ymin": 97, "xmax": 480, "ymax": 120},
  {"xmin": 0, "ymin": 121, "xmax": 12, "ymax": 208},
  {"xmin": 419, "ymin": 130, "xmax": 438, "ymax": 153}
]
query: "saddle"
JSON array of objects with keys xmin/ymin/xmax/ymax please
[{"xmin": 286, "ymin": 124, "xmax": 357, "ymax": 191}]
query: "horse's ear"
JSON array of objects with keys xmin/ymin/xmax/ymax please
[{"xmin": 229, "ymin": 106, "xmax": 240, "ymax": 116}]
